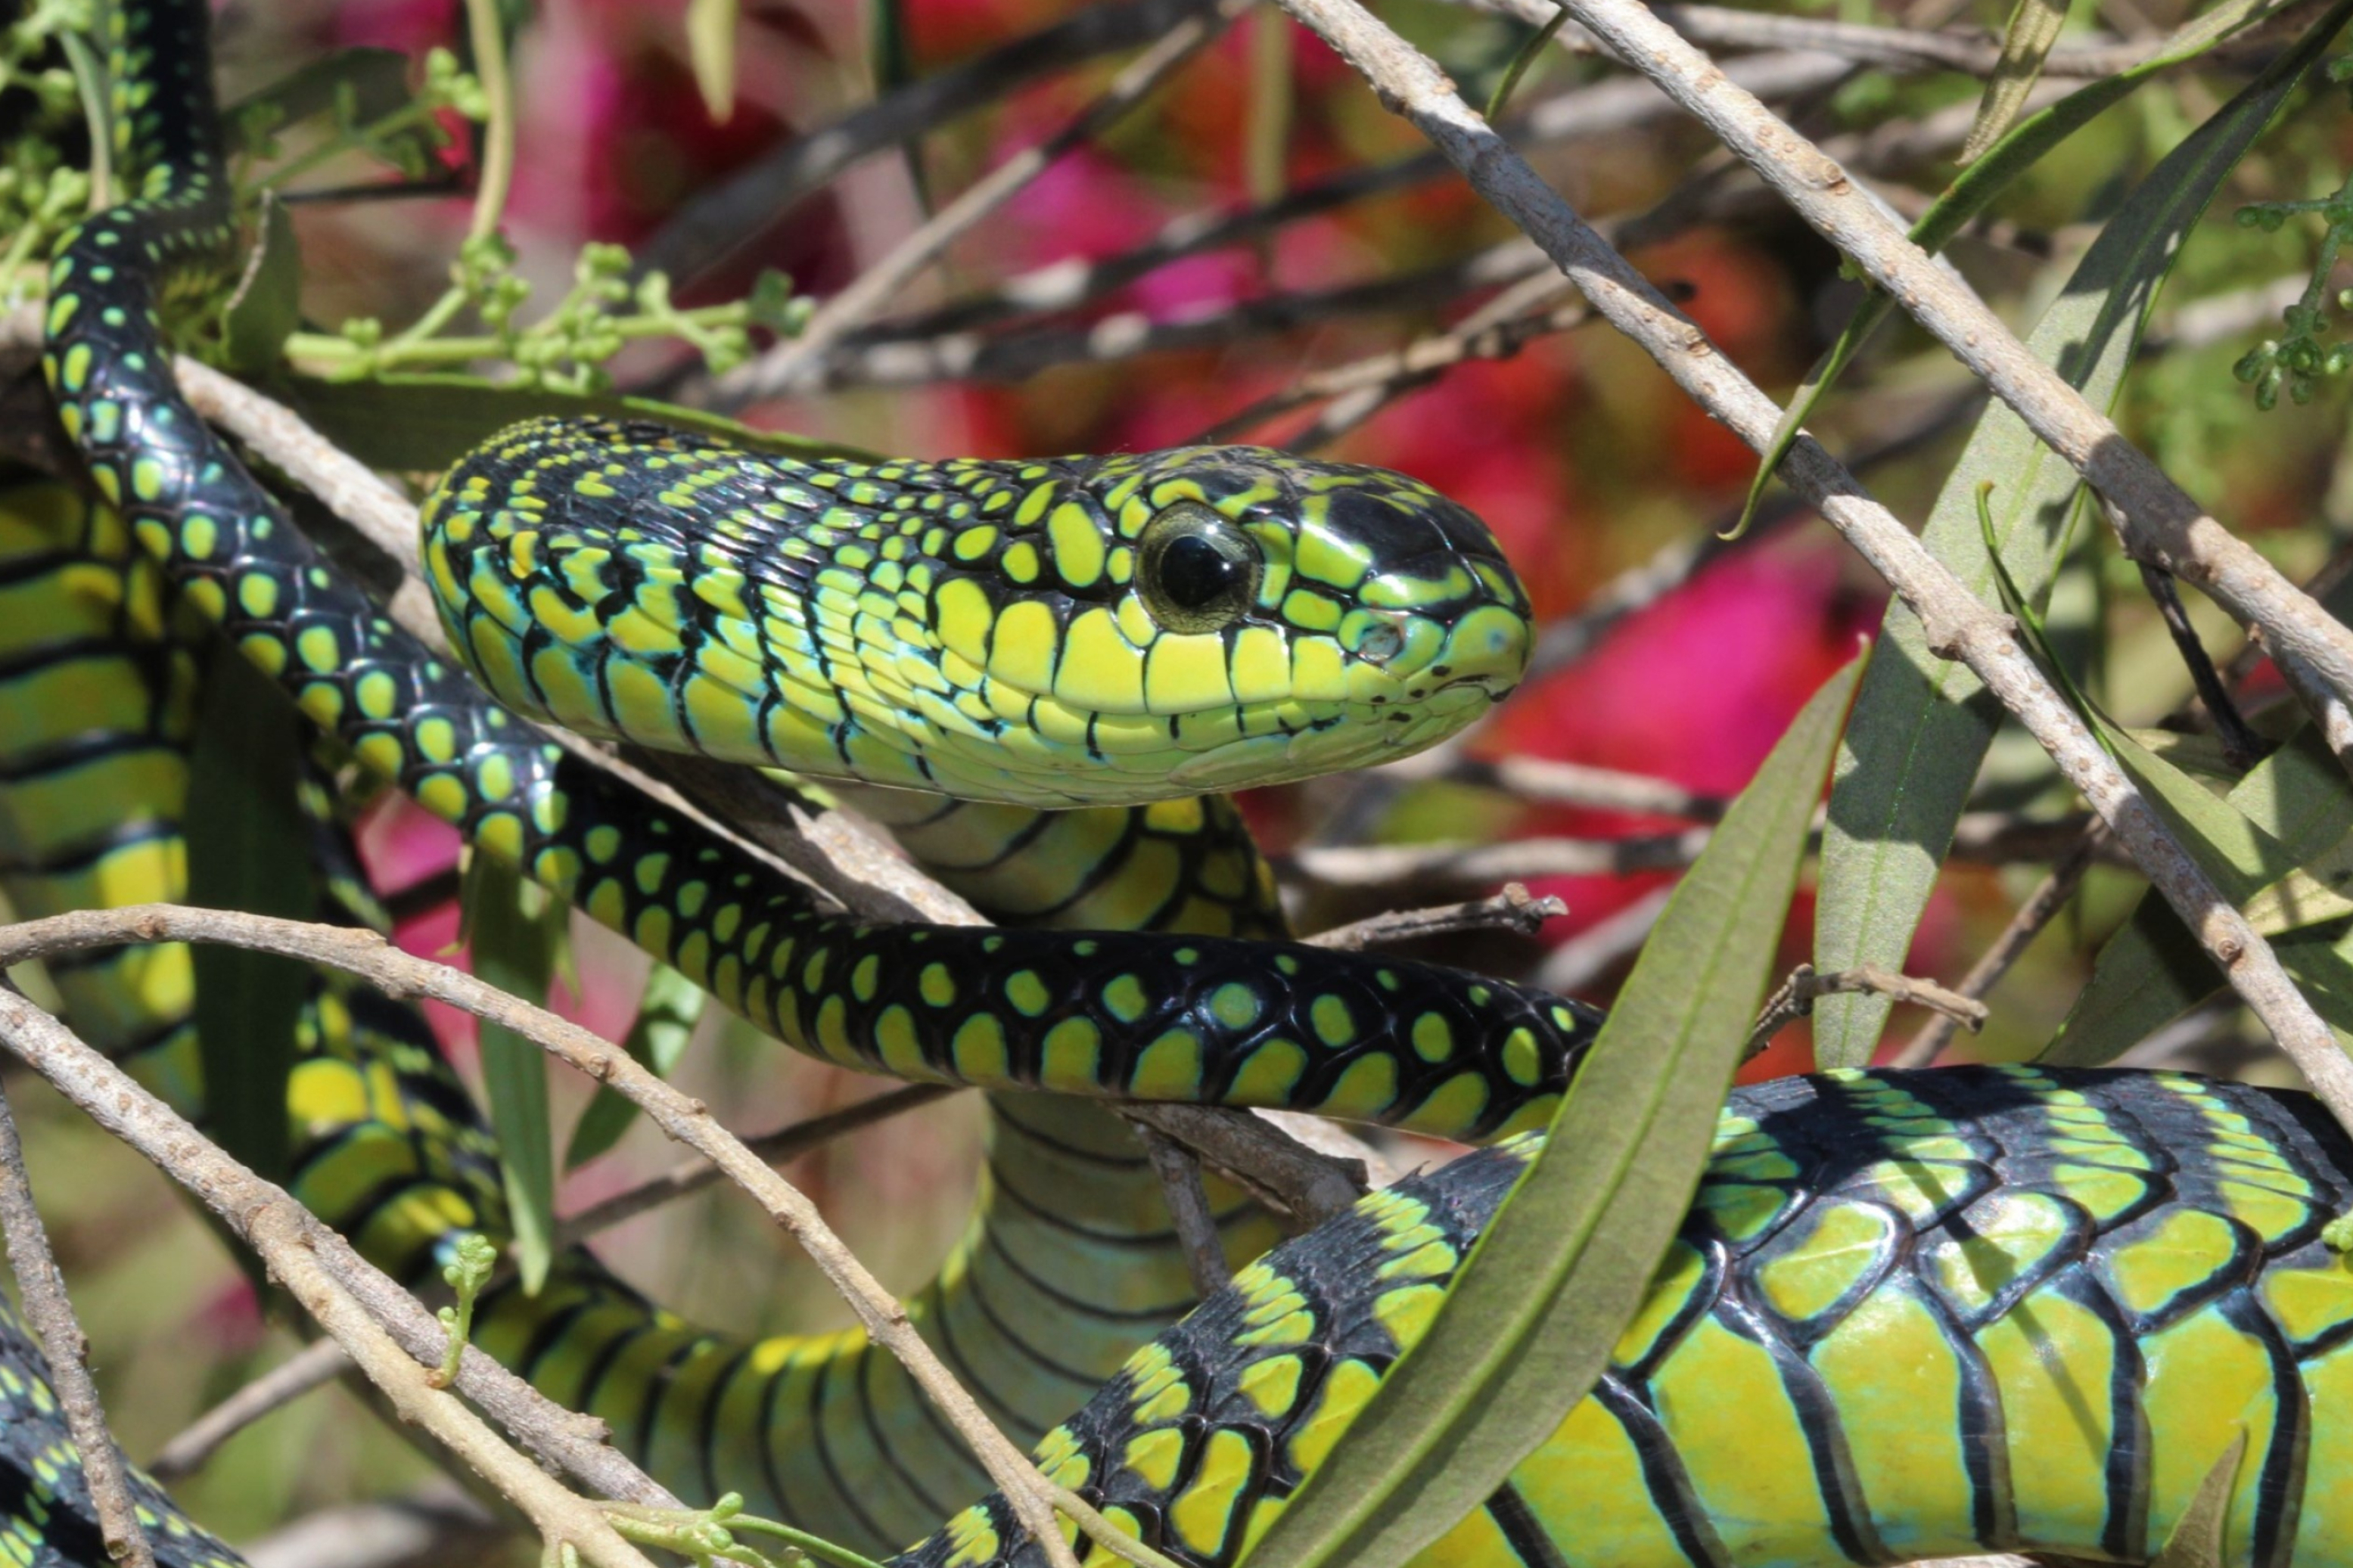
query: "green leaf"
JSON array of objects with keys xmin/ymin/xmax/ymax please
[
  {"xmin": 281, "ymin": 374, "xmax": 880, "ymax": 471},
  {"xmin": 2047, "ymin": 721, "xmax": 2353, "ymax": 1060},
  {"xmin": 2153, "ymin": 1432, "xmax": 2247, "ymax": 1568},
  {"xmin": 688, "ymin": 0, "xmax": 740, "ymax": 122},
  {"xmin": 565, "ymin": 963, "xmax": 707, "ymax": 1169},
  {"xmin": 1733, "ymin": 0, "xmax": 2299, "ymax": 540},
  {"xmin": 221, "ymin": 196, "xmax": 302, "ymax": 375},
  {"xmin": 1960, "ymin": 0, "xmax": 2079, "ymax": 164},
  {"xmin": 187, "ymin": 642, "xmax": 318, "ymax": 1187},
  {"xmin": 1238, "ymin": 654, "xmax": 1862, "ymax": 1568},
  {"xmin": 2047, "ymin": 563, "xmax": 2353, "ymax": 1059},
  {"xmin": 465, "ymin": 853, "xmax": 566, "ymax": 1293},
  {"xmin": 1482, "ymin": 3, "xmax": 1569, "ymax": 123},
  {"xmin": 58, "ymin": 29, "xmax": 109, "ymax": 210},
  {"xmin": 1811, "ymin": 6, "xmax": 2348, "ymax": 1065}
]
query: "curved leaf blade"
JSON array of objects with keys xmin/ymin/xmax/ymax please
[
  {"xmin": 1237, "ymin": 654, "xmax": 1862, "ymax": 1568},
  {"xmin": 1734, "ymin": 0, "xmax": 2297, "ymax": 539},
  {"xmin": 188, "ymin": 642, "xmax": 317, "ymax": 1188},
  {"xmin": 1812, "ymin": 8, "xmax": 2349, "ymax": 1063}
]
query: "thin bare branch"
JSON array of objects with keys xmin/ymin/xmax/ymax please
[
  {"xmin": 0, "ymin": 986, "xmax": 668, "ymax": 1563},
  {"xmin": 636, "ymin": 0, "xmax": 1229, "ymax": 284},
  {"xmin": 1134, "ymin": 1126, "xmax": 1232, "ymax": 1296},
  {"xmin": 1559, "ymin": 0, "xmax": 2353, "ymax": 729},
  {"xmin": 1747, "ymin": 963, "xmax": 1988, "ymax": 1057},
  {"xmin": 246, "ymin": 1202, "xmax": 656, "ymax": 1568},
  {"xmin": 1415, "ymin": 757, "xmax": 1728, "ymax": 820},
  {"xmin": 1192, "ymin": 275, "xmax": 1591, "ymax": 446},
  {"xmin": 1285, "ymin": 812, "xmax": 2103, "ymax": 896},
  {"xmin": 0, "ymin": 1075, "xmax": 154, "ymax": 1568},
  {"xmin": 820, "ymin": 49, "xmax": 1850, "ymax": 357},
  {"xmin": 1891, "ymin": 827, "xmax": 2106, "ymax": 1069},
  {"xmin": 1279, "ymin": 274, "xmax": 1586, "ymax": 450},
  {"xmin": 708, "ymin": 236, "xmax": 1554, "ymax": 398},
  {"xmin": 0, "ymin": 906, "xmax": 1096, "ymax": 1568},
  {"xmin": 1308, "ymin": 884, "xmax": 1568, "ymax": 950},
  {"xmin": 1266, "ymin": 0, "xmax": 2353, "ymax": 1129},
  {"xmin": 1124, "ymin": 1103, "xmax": 1369, "ymax": 1224},
  {"xmin": 1563, "ymin": 0, "xmax": 2305, "ymax": 75},
  {"xmin": 1534, "ymin": 884, "xmax": 1674, "ymax": 992},
  {"xmin": 147, "ymin": 1338, "xmax": 353, "ymax": 1483},
  {"xmin": 711, "ymin": 0, "xmax": 1259, "ymax": 409}
]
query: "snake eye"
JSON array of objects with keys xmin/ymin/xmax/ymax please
[{"xmin": 1137, "ymin": 503, "xmax": 1262, "ymax": 634}]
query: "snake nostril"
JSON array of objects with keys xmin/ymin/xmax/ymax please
[{"xmin": 1359, "ymin": 623, "xmax": 1404, "ymax": 663}]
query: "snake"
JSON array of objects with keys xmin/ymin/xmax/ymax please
[{"xmin": 9, "ymin": 0, "xmax": 2353, "ymax": 1565}]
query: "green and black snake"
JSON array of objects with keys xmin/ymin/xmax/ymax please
[{"xmin": 9, "ymin": 2, "xmax": 2353, "ymax": 1564}]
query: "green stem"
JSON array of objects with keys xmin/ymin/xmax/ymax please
[{"xmin": 462, "ymin": 0, "xmax": 517, "ymax": 244}]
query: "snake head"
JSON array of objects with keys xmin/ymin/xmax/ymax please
[
  {"xmin": 421, "ymin": 422, "xmax": 1534, "ymax": 807},
  {"xmin": 979, "ymin": 445, "xmax": 1535, "ymax": 796}
]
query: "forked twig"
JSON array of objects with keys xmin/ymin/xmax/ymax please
[
  {"xmin": 0, "ymin": 986, "xmax": 667, "ymax": 1566},
  {"xmin": 1746, "ymin": 964, "xmax": 1988, "ymax": 1058},
  {"xmin": 0, "ymin": 1073, "xmax": 155, "ymax": 1567},
  {"xmin": 1266, "ymin": 0, "xmax": 2353, "ymax": 1133},
  {"xmin": 0, "ymin": 906, "xmax": 1108, "ymax": 1568}
]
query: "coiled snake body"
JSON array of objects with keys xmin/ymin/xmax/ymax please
[{"xmin": 11, "ymin": 2, "xmax": 2353, "ymax": 1565}]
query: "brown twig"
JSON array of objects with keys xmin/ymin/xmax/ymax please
[
  {"xmin": 705, "ymin": 236, "xmax": 1555, "ymax": 399},
  {"xmin": 1192, "ymin": 276, "xmax": 1592, "ymax": 446},
  {"xmin": 1124, "ymin": 1103, "xmax": 1368, "ymax": 1225},
  {"xmin": 1581, "ymin": 0, "xmax": 2301, "ymax": 75},
  {"xmin": 0, "ymin": 1073, "xmax": 155, "ymax": 1568},
  {"xmin": 0, "ymin": 906, "xmax": 1101, "ymax": 1568},
  {"xmin": 1134, "ymin": 1126, "xmax": 1232, "ymax": 1296},
  {"xmin": 1534, "ymin": 885, "xmax": 1674, "ymax": 992},
  {"xmin": 1422, "ymin": 757, "xmax": 1729, "ymax": 820},
  {"xmin": 1746, "ymin": 963, "xmax": 1988, "ymax": 1057},
  {"xmin": 710, "ymin": 0, "xmax": 1259, "ymax": 408},
  {"xmin": 0, "ymin": 986, "xmax": 668, "ymax": 1563},
  {"xmin": 1285, "ymin": 812, "xmax": 2105, "ymax": 896},
  {"xmin": 813, "ymin": 49, "xmax": 1849, "ymax": 362},
  {"xmin": 1555, "ymin": 0, "xmax": 2353, "ymax": 728},
  {"xmin": 147, "ymin": 1337, "xmax": 354, "ymax": 1483},
  {"xmin": 1890, "ymin": 827, "xmax": 2106, "ymax": 1069},
  {"xmin": 246, "ymin": 1202, "xmax": 657, "ymax": 1567},
  {"xmin": 1307, "ymin": 883, "xmax": 1568, "ymax": 950},
  {"xmin": 635, "ymin": 0, "xmax": 1229, "ymax": 284},
  {"xmin": 1267, "ymin": 0, "xmax": 2353, "ymax": 1131}
]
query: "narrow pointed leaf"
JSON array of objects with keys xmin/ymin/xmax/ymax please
[
  {"xmin": 187, "ymin": 643, "xmax": 317, "ymax": 1186},
  {"xmin": 222, "ymin": 197, "xmax": 302, "ymax": 374},
  {"xmin": 1960, "ymin": 0, "xmax": 2078, "ymax": 164},
  {"xmin": 1812, "ymin": 8, "xmax": 2347, "ymax": 1063},
  {"xmin": 1734, "ymin": 0, "xmax": 2299, "ymax": 539},
  {"xmin": 1238, "ymin": 654, "xmax": 1862, "ymax": 1568},
  {"xmin": 466, "ymin": 854, "xmax": 565, "ymax": 1291},
  {"xmin": 2153, "ymin": 1432, "xmax": 2247, "ymax": 1568},
  {"xmin": 688, "ymin": 0, "xmax": 740, "ymax": 121}
]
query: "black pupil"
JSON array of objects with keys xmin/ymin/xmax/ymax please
[{"xmin": 1159, "ymin": 532, "xmax": 1241, "ymax": 610}]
